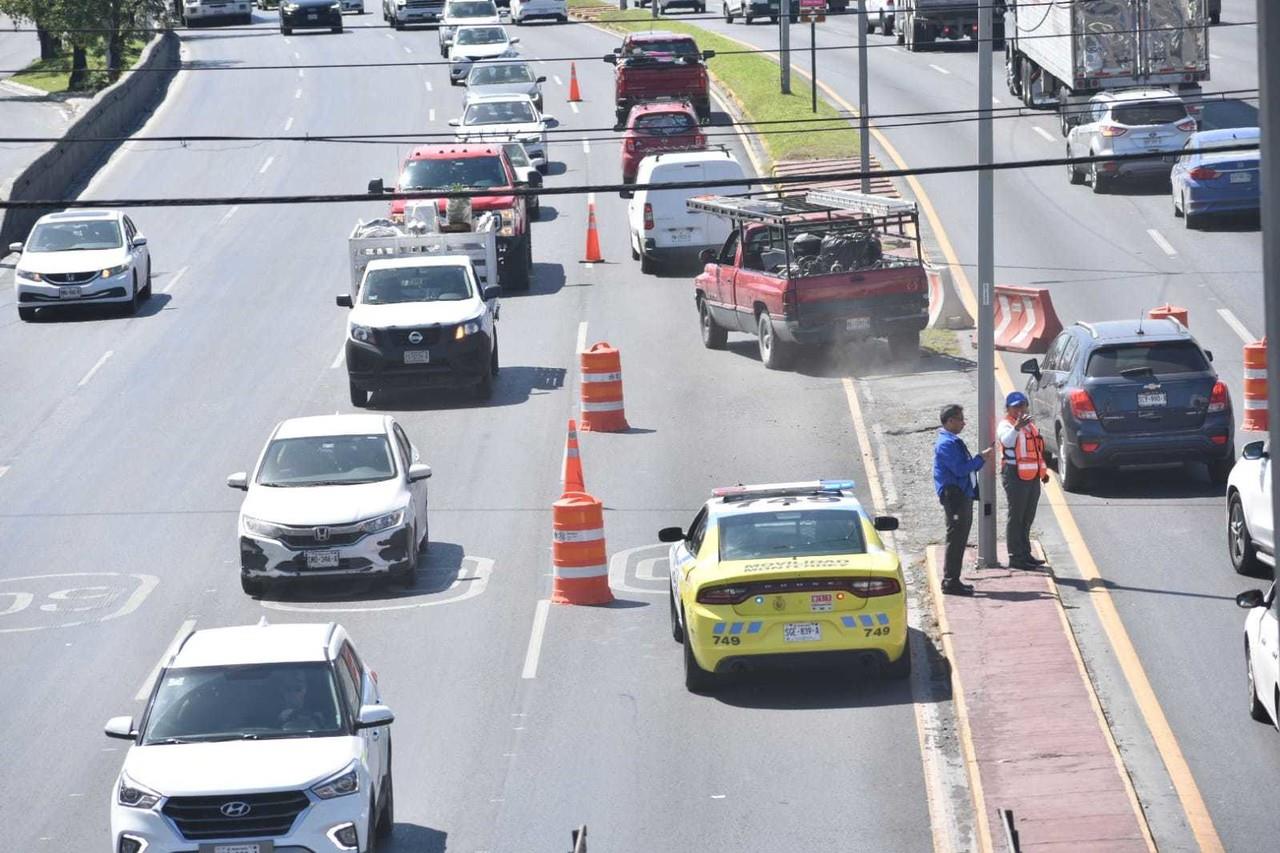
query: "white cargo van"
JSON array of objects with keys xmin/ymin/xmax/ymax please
[{"xmin": 627, "ymin": 150, "xmax": 749, "ymax": 274}]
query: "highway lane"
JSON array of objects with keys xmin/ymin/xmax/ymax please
[
  {"xmin": 0, "ymin": 12, "xmax": 935, "ymax": 852},
  {"xmin": 674, "ymin": 5, "xmax": 1277, "ymax": 848}
]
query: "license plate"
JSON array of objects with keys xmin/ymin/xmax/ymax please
[
  {"xmin": 809, "ymin": 593, "xmax": 833, "ymax": 612},
  {"xmin": 404, "ymin": 350, "xmax": 430, "ymax": 364},
  {"xmin": 305, "ymin": 550, "xmax": 340, "ymax": 569},
  {"xmin": 784, "ymin": 622, "xmax": 822, "ymax": 643},
  {"xmin": 307, "ymin": 11, "xmax": 317, "ymax": 17},
  {"xmin": 1137, "ymin": 391, "xmax": 1166, "ymax": 408},
  {"xmin": 667, "ymin": 230, "xmax": 691, "ymax": 243},
  {"xmin": 1230, "ymin": 172, "xmax": 1252, "ymax": 183},
  {"xmin": 58, "ymin": 286, "xmax": 82, "ymax": 299},
  {"xmin": 846, "ymin": 317, "xmax": 871, "ymax": 331},
  {"xmin": 203, "ymin": 844, "xmax": 272, "ymax": 853}
]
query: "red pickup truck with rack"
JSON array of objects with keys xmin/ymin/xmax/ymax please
[
  {"xmin": 603, "ymin": 31, "xmax": 715, "ymax": 125},
  {"xmin": 690, "ymin": 190, "xmax": 929, "ymax": 368}
]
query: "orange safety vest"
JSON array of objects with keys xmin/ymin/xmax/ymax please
[{"xmin": 1003, "ymin": 415, "xmax": 1047, "ymax": 481}]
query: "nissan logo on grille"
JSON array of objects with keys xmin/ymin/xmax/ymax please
[
  {"xmin": 408, "ymin": 331, "xmax": 424, "ymax": 344},
  {"xmin": 220, "ymin": 801, "xmax": 252, "ymax": 818},
  {"xmin": 314, "ymin": 527, "xmax": 331, "ymax": 542}
]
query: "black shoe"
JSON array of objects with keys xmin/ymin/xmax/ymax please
[
  {"xmin": 941, "ymin": 580, "xmax": 975, "ymax": 596},
  {"xmin": 1008, "ymin": 559, "xmax": 1040, "ymax": 570},
  {"xmin": 1027, "ymin": 556, "xmax": 1048, "ymax": 566}
]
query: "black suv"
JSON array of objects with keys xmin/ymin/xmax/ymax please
[
  {"xmin": 280, "ymin": 0, "xmax": 343, "ymax": 33},
  {"xmin": 1019, "ymin": 318, "xmax": 1234, "ymax": 492}
]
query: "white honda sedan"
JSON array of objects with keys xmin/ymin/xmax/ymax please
[
  {"xmin": 227, "ymin": 414, "xmax": 432, "ymax": 596},
  {"xmin": 1227, "ymin": 439, "xmax": 1275, "ymax": 575},
  {"xmin": 1238, "ymin": 583, "xmax": 1278, "ymax": 730},
  {"xmin": 11, "ymin": 209, "xmax": 152, "ymax": 321}
]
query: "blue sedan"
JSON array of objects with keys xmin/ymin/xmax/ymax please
[{"xmin": 1171, "ymin": 127, "xmax": 1260, "ymax": 228}]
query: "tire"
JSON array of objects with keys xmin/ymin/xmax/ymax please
[
  {"xmin": 682, "ymin": 620, "xmax": 715, "ymax": 692},
  {"xmin": 1185, "ymin": 205, "xmax": 1203, "ymax": 230},
  {"xmin": 240, "ymin": 573, "xmax": 265, "ymax": 596},
  {"xmin": 757, "ymin": 311, "xmax": 792, "ymax": 370},
  {"xmin": 1210, "ymin": 11, "xmax": 1220, "ymax": 25},
  {"xmin": 699, "ymin": 298, "xmax": 727, "ymax": 349},
  {"xmin": 366, "ymin": 796, "xmax": 379, "ymax": 853},
  {"xmin": 376, "ymin": 764, "xmax": 394, "ymax": 838},
  {"xmin": 1020, "ymin": 61, "xmax": 1034, "ymax": 108},
  {"xmin": 1228, "ymin": 493, "xmax": 1264, "ymax": 576},
  {"xmin": 349, "ymin": 379, "xmax": 369, "ymax": 408},
  {"xmin": 474, "ymin": 364, "xmax": 494, "ymax": 399},
  {"xmin": 490, "ymin": 333, "xmax": 500, "ymax": 377},
  {"xmin": 1247, "ymin": 642, "xmax": 1271, "ymax": 722},
  {"xmin": 281, "ymin": 25, "xmax": 292, "ymax": 34},
  {"xmin": 724, "ymin": 1, "xmax": 732, "ymax": 22},
  {"xmin": 1058, "ymin": 446, "xmax": 1087, "ymax": 493},
  {"xmin": 395, "ymin": 524, "xmax": 418, "ymax": 586},
  {"xmin": 640, "ymin": 251, "xmax": 660, "ymax": 275},
  {"xmin": 1067, "ymin": 148, "xmax": 1084, "ymax": 185},
  {"xmin": 883, "ymin": 13, "xmax": 893, "ymax": 35},
  {"xmin": 896, "ymin": 21, "xmax": 905, "ymax": 45},
  {"xmin": 17, "ymin": 306, "xmax": 36, "ymax": 322},
  {"xmin": 331, "ymin": 24, "xmax": 343, "ymax": 32},
  {"xmin": 142, "ymin": 263, "xmax": 153, "ymax": 298},
  {"xmin": 883, "ymin": 646, "xmax": 911, "ymax": 680},
  {"xmin": 1173, "ymin": 191, "xmax": 1184, "ymax": 217},
  {"xmin": 669, "ymin": 584, "xmax": 684, "ymax": 643},
  {"xmin": 888, "ymin": 330, "xmax": 919, "ymax": 360},
  {"xmin": 129, "ymin": 275, "xmax": 143, "ymax": 315},
  {"xmin": 1089, "ymin": 161, "xmax": 1108, "ymax": 195}
]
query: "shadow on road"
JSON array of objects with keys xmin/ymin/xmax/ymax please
[
  {"xmin": 369, "ymin": 365, "xmax": 567, "ymax": 411},
  {"xmin": 1054, "ymin": 572, "xmax": 1243, "ymax": 604},
  {"xmin": 19, "ymin": 292, "xmax": 172, "ymax": 323},
  {"xmin": 260, "ymin": 541, "xmax": 471, "ymax": 603},
  {"xmin": 1073, "ymin": 463, "xmax": 1225, "ymax": 501},
  {"xmin": 385, "ymin": 823, "xmax": 447, "ymax": 853}
]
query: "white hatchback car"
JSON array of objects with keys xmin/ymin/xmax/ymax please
[
  {"xmin": 1238, "ymin": 583, "xmax": 1278, "ymax": 730},
  {"xmin": 106, "ymin": 622, "xmax": 394, "ymax": 853},
  {"xmin": 1227, "ymin": 439, "xmax": 1275, "ymax": 575},
  {"xmin": 11, "ymin": 209, "xmax": 152, "ymax": 321},
  {"xmin": 227, "ymin": 414, "xmax": 432, "ymax": 595},
  {"xmin": 510, "ymin": 0, "xmax": 566, "ymax": 23}
]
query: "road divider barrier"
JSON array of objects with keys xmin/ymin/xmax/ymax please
[
  {"xmin": 568, "ymin": 62, "xmax": 582, "ymax": 103},
  {"xmin": 562, "ymin": 418, "xmax": 586, "ymax": 493},
  {"xmin": 1242, "ymin": 337, "xmax": 1268, "ymax": 432},
  {"xmin": 552, "ymin": 492, "xmax": 614, "ymax": 605},
  {"xmin": 1148, "ymin": 303, "xmax": 1189, "ymax": 327},
  {"xmin": 579, "ymin": 343, "xmax": 629, "ymax": 432},
  {"xmin": 993, "ymin": 286, "xmax": 1063, "ymax": 353},
  {"xmin": 926, "ymin": 264, "xmax": 974, "ymax": 330},
  {"xmin": 583, "ymin": 199, "xmax": 603, "ymax": 263}
]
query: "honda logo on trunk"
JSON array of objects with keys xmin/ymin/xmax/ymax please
[
  {"xmin": 220, "ymin": 801, "xmax": 251, "ymax": 818},
  {"xmin": 314, "ymin": 527, "xmax": 331, "ymax": 542}
]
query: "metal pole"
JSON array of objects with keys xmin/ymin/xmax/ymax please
[
  {"xmin": 1257, "ymin": 0, "xmax": 1280, "ymax": 617},
  {"xmin": 811, "ymin": 17, "xmax": 817, "ymax": 113},
  {"xmin": 651, "ymin": 0, "xmax": 657, "ymax": 20},
  {"xmin": 976, "ymin": 0, "xmax": 997, "ymax": 565},
  {"xmin": 779, "ymin": 5, "xmax": 791, "ymax": 94},
  {"xmin": 857, "ymin": 0, "xmax": 869, "ymax": 193}
]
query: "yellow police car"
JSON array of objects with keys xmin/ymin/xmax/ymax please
[{"xmin": 658, "ymin": 480, "xmax": 908, "ymax": 692}]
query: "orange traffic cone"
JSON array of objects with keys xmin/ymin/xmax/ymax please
[
  {"xmin": 568, "ymin": 62, "xmax": 582, "ymax": 102},
  {"xmin": 562, "ymin": 419, "xmax": 585, "ymax": 494},
  {"xmin": 583, "ymin": 199, "xmax": 603, "ymax": 262}
]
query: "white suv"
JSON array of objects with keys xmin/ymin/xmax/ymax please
[
  {"xmin": 105, "ymin": 622, "xmax": 395, "ymax": 853},
  {"xmin": 1228, "ymin": 439, "xmax": 1275, "ymax": 575}
]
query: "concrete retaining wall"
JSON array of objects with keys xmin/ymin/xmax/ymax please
[{"xmin": 1, "ymin": 30, "xmax": 179, "ymax": 250}]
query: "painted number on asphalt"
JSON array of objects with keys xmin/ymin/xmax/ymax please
[{"xmin": 0, "ymin": 573, "xmax": 159, "ymax": 633}]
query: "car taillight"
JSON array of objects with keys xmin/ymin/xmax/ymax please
[
  {"xmin": 1189, "ymin": 166, "xmax": 1220, "ymax": 181},
  {"xmin": 1175, "ymin": 118, "xmax": 1197, "ymax": 132},
  {"xmin": 849, "ymin": 578, "xmax": 901, "ymax": 597},
  {"xmin": 624, "ymin": 138, "xmax": 635, "ymax": 152},
  {"xmin": 696, "ymin": 585, "xmax": 752, "ymax": 605},
  {"xmin": 1069, "ymin": 389, "xmax": 1098, "ymax": 420},
  {"xmin": 781, "ymin": 287, "xmax": 798, "ymax": 317},
  {"xmin": 643, "ymin": 203, "xmax": 654, "ymax": 231},
  {"xmin": 1080, "ymin": 441, "xmax": 1100, "ymax": 453},
  {"xmin": 1100, "ymin": 125, "xmax": 1128, "ymax": 137},
  {"xmin": 1208, "ymin": 380, "xmax": 1229, "ymax": 413}
]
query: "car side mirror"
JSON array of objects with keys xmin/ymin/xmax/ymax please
[
  {"xmin": 336, "ymin": 294, "xmax": 353, "ymax": 308},
  {"xmin": 448, "ymin": 118, "xmax": 460, "ymax": 127},
  {"xmin": 1020, "ymin": 357, "xmax": 1041, "ymax": 378},
  {"xmin": 509, "ymin": 37, "xmax": 520, "ymax": 44},
  {"xmin": 702, "ymin": 50, "xmax": 716, "ymax": 59},
  {"xmin": 658, "ymin": 526, "xmax": 686, "ymax": 543},
  {"xmin": 536, "ymin": 75, "xmax": 546, "ymax": 83},
  {"xmin": 226, "ymin": 472, "xmax": 249, "ymax": 491},
  {"xmin": 1236, "ymin": 589, "xmax": 1266, "ymax": 609},
  {"xmin": 482, "ymin": 284, "xmax": 502, "ymax": 300},
  {"xmin": 873, "ymin": 516, "xmax": 899, "ymax": 532},
  {"xmin": 368, "ymin": 178, "xmax": 386, "ymax": 195},
  {"xmin": 7, "ymin": 241, "xmax": 21, "ymax": 253},
  {"xmin": 698, "ymin": 248, "xmax": 716, "ymax": 264},
  {"xmin": 104, "ymin": 716, "xmax": 137, "ymax": 740},
  {"xmin": 603, "ymin": 53, "xmax": 617, "ymax": 65},
  {"xmin": 131, "ymin": 235, "xmax": 148, "ymax": 247},
  {"xmin": 526, "ymin": 171, "xmax": 542, "ymax": 187},
  {"xmin": 1242, "ymin": 440, "xmax": 1267, "ymax": 461},
  {"xmin": 355, "ymin": 704, "xmax": 395, "ymax": 729},
  {"xmin": 408, "ymin": 463, "xmax": 433, "ymax": 482},
  {"xmin": 542, "ymin": 116, "xmax": 558, "ymax": 128}
]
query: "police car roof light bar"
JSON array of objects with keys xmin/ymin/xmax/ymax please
[{"xmin": 711, "ymin": 479, "xmax": 857, "ymax": 500}]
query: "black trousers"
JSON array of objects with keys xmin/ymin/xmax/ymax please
[
  {"xmin": 1002, "ymin": 467, "xmax": 1041, "ymax": 562},
  {"xmin": 941, "ymin": 487, "xmax": 973, "ymax": 582}
]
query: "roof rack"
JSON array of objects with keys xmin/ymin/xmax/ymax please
[
  {"xmin": 712, "ymin": 479, "xmax": 857, "ymax": 501},
  {"xmin": 804, "ymin": 189, "xmax": 918, "ymax": 218},
  {"xmin": 1074, "ymin": 321, "xmax": 1098, "ymax": 338},
  {"xmin": 687, "ymin": 193, "xmax": 917, "ymax": 229}
]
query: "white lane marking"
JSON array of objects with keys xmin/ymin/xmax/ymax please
[
  {"xmin": 298, "ymin": 68, "xmax": 305, "ymax": 79},
  {"xmin": 403, "ymin": 45, "xmax": 413, "ymax": 54},
  {"xmin": 710, "ymin": 794, "xmax": 727, "ymax": 800},
  {"xmin": 582, "ymin": 139, "xmax": 590, "ymax": 154},
  {"xmin": 283, "ymin": 37, "xmax": 291, "ymax": 44},
  {"xmin": 928, "ymin": 64, "xmax": 950, "ymax": 75},
  {"xmin": 135, "ymin": 618, "xmax": 197, "ymax": 700},
  {"xmin": 570, "ymin": 102, "xmax": 579, "ymax": 114},
  {"xmin": 160, "ymin": 265, "xmax": 188, "ymax": 295},
  {"xmin": 1210, "ymin": 53, "xmax": 1222, "ymax": 60},
  {"xmin": 607, "ymin": 544, "xmax": 667, "ymax": 595},
  {"xmin": 991, "ymin": 96, "xmax": 1002, "ymax": 105},
  {"xmin": 294, "ymin": 87, "xmax": 303, "ymax": 99},
  {"xmin": 576, "ymin": 320, "xmax": 587, "ymax": 354},
  {"xmin": 220, "ymin": 205, "xmax": 240, "ymax": 224},
  {"xmin": 259, "ymin": 155, "xmax": 275, "ymax": 174},
  {"xmin": 553, "ymin": 75, "xmax": 563, "ymax": 85},
  {"xmin": 888, "ymin": 46, "xmax": 903, "ymax": 54},
  {"xmin": 870, "ymin": 423, "xmax": 898, "ymax": 507},
  {"xmin": 425, "ymin": 80, "xmax": 433, "ymax": 92},
  {"xmin": 0, "ymin": 466, "xmax": 8, "ymax": 480},
  {"xmin": 521, "ymin": 599, "xmax": 551, "ymax": 679},
  {"xmin": 283, "ymin": 116, "xmax": 294, "ymax": 131},
  {"xmin": 78, "ymin": 351, "xmax": 113, "ymax": 387},
  {"xmin": 1147, "ymin": 228, "xmax": 1177, "ymax": 257},
  {"xmin": 1032, "ymin": 126, "xmax": 1056, "ymax": 143},
  {"xmin": 330, "ymin": 341, "xmax": 346, "ymax": 369},
  {"xmin": 384, "ymin": 32, "xmax": 394, "ymax": 39},
  {"xmin": 1217, "ymin": 308, "xmax": 1256, "ymax": 344},
  {"xmin": 429, "ymin": 108, "xmax": 436, "ymax": 121},
  {"xmin": 635, "ymin": 558, "xmax": 663, "ymax": 580},
  {"xmin": 293, "ymin": 51, "xmax": 301, "ymax": 59}
]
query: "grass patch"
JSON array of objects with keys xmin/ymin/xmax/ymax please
[
  {"xmin": 588, "ymin": 9, "xmax": 858, "ymax": 163},
  {"xmin": 12, "ymin": 37, "xmax": 148, "ymax": 95},
  {"xmin": 920, "ymin": 327, "xmax": 962, "ymax": 358}
]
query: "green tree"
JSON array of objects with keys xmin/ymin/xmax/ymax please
[
  {"xmin": 0, "ymin": 0, "xmax": 60, "ymax": 61},
  {"xmin": 2, "ymin": 0, "xmax": 169, "ymax": 88}
]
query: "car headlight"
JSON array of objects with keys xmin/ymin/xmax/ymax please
[
  {"xmin": 282, "ymin": 1, "xmax": 298, "ymax": 9},
  {"xmin": 349, "ymin": 323, "xmax": 375, "ymax": 344},
  {"xmin": 496, "ymin": 207, "xmax": 516, "ymax": 236},
  {"xmin": 243, "ymin": 516, "xmax": 288, "ymax": 539},
  {"xmin": 15, "ymin": 268, "xmax": 42, "ymax": 282},
  {"xmin": 330, "ymin": 1, "xmax": 341, "ymax": 8},
  {"xmin": 312, "ymin": 764, "xmax": 360, "ymax": 800},
  {"xmin": 101, "ymin": 263, "xmax": 130, "ymax": 278},
  {"xmin": 117, "ymin": 773, "xmax": 162, "ymax": 810},
  {"xmin": 454, "ymin": 319, "xmax": 481, "ymax": 339},
  {"xmin": 358, "ymin": 509, "xmax": 405, "ymax": 534}
]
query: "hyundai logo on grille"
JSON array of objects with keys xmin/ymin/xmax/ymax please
[
  {"xmin": 314, "ymin": 527, "xmax": 331, "ymax": 542},
  {"xmin": 220, "ymin": 801, "xmax": 252, "ymax": 818},
  {"xmin": 408, "ymin": 331, "xmax": 424, "ymax": 344}
]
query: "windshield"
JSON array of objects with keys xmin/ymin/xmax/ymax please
[
  {"xmin": 400, "ymin": 155, "xmax": 509, "ymax": 189},
  {"xmin": 142, "ymin": 662, "xmax": 345, "ymax": 744},
  {"xmin": 448, "ymin": 0, "xmax": 496, "ymax": 16},
  {"xmin": 470, "ymin": 63, "xmax": 534, "ymax": 85},
  {"xmin": 1111, "ymin": 101, "xmax": 1188, "ymax": 126},
  {"xmin": 256, "ymin": 435, "xmax": 396, "ymax": 486},
  {"xmin": 27, "ymin": 220, "xmax": 123, "ymax": 252},
  {"xmin": 634, "ymin": 111, "xmax": 698, "ymax": 135},
  {"xmin": 718, "ymin": 510, "xmax": 866, "ymax": 561},
  {"xmin": 502, "ymin": 143, "xmax": 531, "ymax": 168},
  {"xmin": 465, "ymin": 100, "xmax": 536, "ymax": 126},
  {"xmin": 624, "ymin": 38, "xmax": 699, "ymax": 59},
  {"xmin": 362, "ymin": 265, "xmax": 473, "ymax": 304},
  {"xmin": 456, "ymin": 27, "xmax": 505, "ymax": 45},
  {"xmin": 1085, "ymin": 341, "xmax": 1209, "ymax": 378}
]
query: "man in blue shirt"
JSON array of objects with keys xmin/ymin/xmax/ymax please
[{"xmin": 933, "ymin": 403, "xmax": 995, "ymax": 596}]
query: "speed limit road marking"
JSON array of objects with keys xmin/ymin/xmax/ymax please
[{"xmin": 0, "ymin": 573, "xmax": 158, "ymax": 634}]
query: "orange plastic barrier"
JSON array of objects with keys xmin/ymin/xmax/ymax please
[
  {"xmin": 583, "ymin": 200, "xmax": 603, "ymax": 263},
  {"xmin": 579, "ymin": 342, "xmax": 629, "ymax": 432},
  {"xmin": 568, "ymin": 62, "xmax": 582, "ymax": 103},
  {"xmin": 993, "ymin": 286, "xmax": 1063, "ymax": 354},
  {"xmin": 551, "ymin": 491, "xmax": 613, "ymax": 605},
  {"xmin": 1148, "ymin": 304, "xmax": 1189, "ymax": 327},
  {"xmin": 562, "ymin": 419, "xmax": 585, "ymax": 494},
  {"xmin": 1243, "ymin": 338, "xmax": 1268, "ymax": 432}
]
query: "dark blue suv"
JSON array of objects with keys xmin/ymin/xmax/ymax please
[{"xmin": 1019, "ymin": 319, "xmax": 1234, "ymax": 492}]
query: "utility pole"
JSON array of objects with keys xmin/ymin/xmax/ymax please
[
  {"xmin": 857, "ymin": 0, "xmax": 870, "ymax": 193},
  {"xmin": 976, "ymin": 0, "xmax": 996, "ymax": 565},
  {"xmin": 779, "ymin": 6, "xmax": 791, "ymax": 94},
  {"xmin": 1257, "ymin": 0, "xmax": 1280, "ymax": 617},
  {"xmin": 651, "ymin": 0, "xmax": 657, "ymax": 20}
]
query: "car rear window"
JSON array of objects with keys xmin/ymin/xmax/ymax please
[
  {"xmin": 465, "ymin": 100, "xmax": 536, "ymax": 125},
  {"xmin": 718, "ymin": 510, "xmax": 865, "ymax": 561},
  {"xmin": 1085, "ymin": 341, "xmax": 1209, "ymax": 378},
  {"xmin": 470, "ymin": 63, "xmax": 533, "ymax": 85},
  {"xmin": 1111, "ymin": 101, "xmax": 1189, "ymax": 126},
  {"xmin": 634, "ymin": 112, "xmax": 698, "ymax": 135},
  {"xmin": 448, "ymin": 0, "xmax": 495, "ymax": 16},
  {"xmin": 457, "ymin": 26, "xmax": 504, "ymax": 44},
  {"xmin": 623, "ymin": 38, "xmax": 699, "ymax": 59}
]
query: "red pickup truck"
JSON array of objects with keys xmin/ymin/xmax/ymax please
[
  {"xmin": 604, "ymin": 31, "xmax": 715, "ymax": 125},
  {"xmin": 690, "ymin": 191, "xmax": 929, "ymax": 368}
]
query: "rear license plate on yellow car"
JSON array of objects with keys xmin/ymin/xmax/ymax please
[{"xmin": 784, "ymin": 622, "xmax": 822, "ymax": 643}]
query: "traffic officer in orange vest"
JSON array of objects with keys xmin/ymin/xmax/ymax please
[{"xmin": 997, "ymin": 391, "xmax": 1050, "ymax": 569}]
